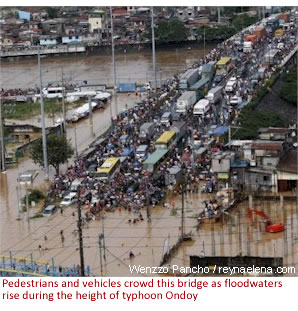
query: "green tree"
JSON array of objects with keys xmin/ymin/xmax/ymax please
[
  {"xmin": 46, "ymin": 7, "xmax": 59, "ymax": 19},
  {"xmin": 30, "ymin": 134, "xmax": 73, "ymax": 175},
  {"xmin": 148, "ymin": 18, "xmax": 187, "ymax": 43}
]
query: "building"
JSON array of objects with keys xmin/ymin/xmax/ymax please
[
  {"xmin": 88, "ymin": 10, "xmax": 106, "ymax": 33},
  {"xmin": 39, "ymin": 35, "xmax": 59, "ymax": 46},
  {"xmin": 276, "ymin": 149, "xmax": 297, "ymax": 192},
  {"xmin": 211, "ymin": 151, "xmax": 235, "ymax": 180},
  {"xmin": 61, "ymin": 35, "xmax": 82, "ymax": 44}
]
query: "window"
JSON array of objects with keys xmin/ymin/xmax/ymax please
[
  {"xmin": 75, "ymin": 36, "xmax": 79, "ymax": 39},
  {"xmin": 263, "ymin": 176, "xmax": 269, "ymax": 182}
]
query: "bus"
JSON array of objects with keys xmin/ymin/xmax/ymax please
[
  {"xmin": 96, "ymin": 157, "xmax": 120, "ymax": 181},
  {"xmin": 216, "ymin": 57, "xmax": 231, "ymax": 75},
  {"xmin": 143, "ymin": 149, "xmax": 169, "ymax": 173},
  {"xmin": 155, "ymin": 130, "xmax": 177, "ymax": 150}
]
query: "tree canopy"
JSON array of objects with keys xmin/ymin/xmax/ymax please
[
  {"xmin": 30, "ymin": 134, "xmax": 73, "ymax": 175},
  {"xmin": 148, "ymin": 18, "xmax": 187, "ymax": 44}
]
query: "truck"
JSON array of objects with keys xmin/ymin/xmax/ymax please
[
  {"xmin": 176, "ymin": 91, "xmax": 196, "ymax": 114},
  {"xmin": 193, "ymin": 99, "xmax": 210, "ymax": 116},
  {"xmin": 171, "ymin": 121, "xmax": 187, "ymax": 142},
  {"xmin": 244, "ymin": 34, "xmax": 257, "ymax": 45},
  {"xmin": 139, "ymin": 122, "xmax": 155, "ymax": 140},
  {"xmin": 200, "ymin": 63, "xmax": 215, "ymax": 80},
  {"xmin": 253, "ymin": 26, "xmax": 266, "ymax": 40},
  {"xmin": 266, "ymin": 16, "xmax": 280, "ymax": 33},
  {"xmin": 206, "ymin": 86, "xmax": 223, "ymax": 104},
  {"xmin": 243, "ymin": 41, "xmax": 253, "ymax": 53},
  {"xmin": 179, "ymin": 68, "xmax": 200, "ymax": 90}
]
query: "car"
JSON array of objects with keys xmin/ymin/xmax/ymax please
[
  {"xmin": 230, "ymin": 95, "xmax": 242, "ymax": 106},
  {"xmin": 61, "ymin": 193, "xmax": 78, "ymax": 206},
  {"xmin": 213, "ymin": 75, "xmax": 223, "ymax": 85},
  {"xmin": 126, "ymin": 181, "xmax": 140, "ymax": 193},
  {"xmin": 42, "ymin": 205, "xmax": 57, "ymax": 217},
  {"xmin": 172, "ymin": 111, "xmax": 181, "ymax": 121}
]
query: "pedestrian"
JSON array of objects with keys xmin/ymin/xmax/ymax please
[
  {"xmin": 60, "ymin": 206, "xmax": 63, "ymax": 215},
  {"xmin": 38, "ymin": 244, "xmax": 42, "ymax": 253},
  {"xmin": 44, "ymin": 235, "xmax": 48, "ymax": 242}
]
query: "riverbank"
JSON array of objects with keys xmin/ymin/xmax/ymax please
[{"xmin": 1, "ymin": 40, "xmax": 218, "ymax": 62}]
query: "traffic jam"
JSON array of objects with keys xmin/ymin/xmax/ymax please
[{"xmin": 44, "ymin": 11, "xmax": 297, "ymax": 224}]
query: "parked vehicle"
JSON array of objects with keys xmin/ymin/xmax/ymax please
[
  {"xmin": 139, "ymin": 122, "xmax": 155, "ymax": 140},
  {"xmin": 230, "ymin": 95, "xmax": 242, "ymax": 106},
  {"xmin": 179, "ymin": 68, "xmax": 200, "ymax": 89},
  {"xmin": 171, "ymin": 121, "xmax": 187, "ymax": 142},
  {"xmin": 61, "ymin": 193, "xmax": 78, "ymax": 206},
  {"xmin": 225, "ymin": 78, "xmax": 237, "ymax": 92},
  {"xmin": 176, "ymin": 91, "xmax": 196, "ymax": 114},
  {"xmin": 136, "ymin": 145, "xmax": 148, "ymax": 160},
  {"xmin": 206, "ymin": 86, "xmax": 223, "ymax": 104},
  {"xmin": 243, "ymin": 41, "xmax": 253, "ymax": 53},
  {"xmin": 193, "ymin": 99, "xmax": 211, "ymax": 116},
  {"xmin": 161, "ymin": 112, "xmax": 172, "ymax": 125},
  {"xmin": 43, "ymin": 205, "xmax": 57, "ymax": 217},
  {"xmin": 70, "ymin": 178, "xmax": 84, "ymax": 193}
]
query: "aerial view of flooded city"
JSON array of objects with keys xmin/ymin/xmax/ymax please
[{"xmin": 0, "ymin": 6, "xmax": 297, "ymax": 277}]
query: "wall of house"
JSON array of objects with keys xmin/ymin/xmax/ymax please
[
  {"xmin": 40, "ymin": 38, "xmax": 57, "ymax": 45},
  {"xmin": 211, "ymin": 158, "xmax": 230, "ymax": 173}
]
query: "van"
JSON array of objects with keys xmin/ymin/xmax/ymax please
[
  {"xmin": 43, "ymin": 205, "xmax": 57, "ymax": 217},
  {"xmin": 136, "ymin": 145, "xmax": 148, "ymax": 160},
  {"xmin": 139, "ymin": 122, "xmax": 155, "ymax": 140},
  {"xmin": 70, "ymin": 178, "xmax": 84, "ymax": 193},
  {"xmin": 161, "ymin": 112, "xmax": 172, "ymax": 125},
  {"xmin": 61, "ymin": 193, "xmax": 78, "ymax": 206},
  {"xmin": 119, "ymin": 134, "xmax": 129, "ymax": 145}
]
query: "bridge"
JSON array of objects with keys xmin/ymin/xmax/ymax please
[{"xmin": 0, "ymin": 252, "xmax": 91, "ymax": 277}]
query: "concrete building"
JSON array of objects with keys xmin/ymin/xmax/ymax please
[
  {"xmin": 276, "ymin": 149, "xmax": 297, "ymax": 192},
  {"xmin": 211, "ymin": 151, "xmax": 235, "ymax": 180},
  {"xmin": 88, "ymin": 10, "xmax": 106, "ymax": 33},
  {"xmin": 62, "ymin": 35, "xmax": 82, "ymax": 44}
]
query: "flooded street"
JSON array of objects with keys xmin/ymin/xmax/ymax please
[{"xmin": 1, "ymin": 44, "xmax": 298, "ymax": 276}]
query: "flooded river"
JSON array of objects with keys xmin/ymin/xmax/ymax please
[{"xmin": 1, "ymin": 44, "xmax": 298, "ymax": 276}]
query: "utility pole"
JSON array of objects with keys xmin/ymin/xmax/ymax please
[
  {"xmin": 74, "ymin": 127, "xmax": 78, "ymax": 160},
  {"xmin": 77, "ymin": 190, "xmax": 85, "ymax": 277},
  {"xmin": 38, "ymin": 46, "xmax": 49, "ymax": 180},
  {"xmin": 61, "ymin": 68, "xmax": 66, "ymax": 134},
  {"xmin": 101, "ymin": 210, "xmax": 106, "ymax": 260},
  {"xmin": 146, "ymin": 177, "xmax": 151, "ymax": 223},
  {"xmin": 151, "ymin": 6, "xmax": 157, "ymax": 91},
  {"xmin": 217, "ymin": 7, "xmax": 221, "ymax": 24},
  {"xmin": 181, "ymin": 184, "xmax": 185, "ymax": 238},
  {"xmin": 110, "ymin": 6, "xmax": 117, "ymax": 120},
  {"xmin": 0, "ymin": 96, "xmax": 5, "ymax": 172},
  {"xmin": 203, "ymin": 27, "xmax": 206, "ymax": 58},
  {"xmin": 98, "ymin": 234, "xmax": 103, "ymax": 276}
]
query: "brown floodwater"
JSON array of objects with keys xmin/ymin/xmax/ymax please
[{"xmin": 1, "ymin": 44, "xmax": 298, "ymax": 276}]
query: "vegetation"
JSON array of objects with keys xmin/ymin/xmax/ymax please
[
  {"xmin": 3, "ymin": 98, "xmax": 84, "ymax": 120},
  {"xmin": 279, "ymin": 67, "xmax": 297, "ymax": 106},
  {"xmin": 46, "ymin": 7, "xmax": 59, "ymax": 19},
  {"xmin": 23, "ymin": 189, "xmax": 45, "ymax": 205},
  {"xmin": 234, "ymin": 71, "xmax": 286, "ymax": 140},
  {"xmin": 196, "ymin": 13, "xmax": 259, "ymax": 41},
  {"xmin": 30, "ymin": 134, "xmax": 74, "ymax": 174},
  {"xmin": 148, "ymin": 19, "xmax": 187, "ymax": 44}
]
